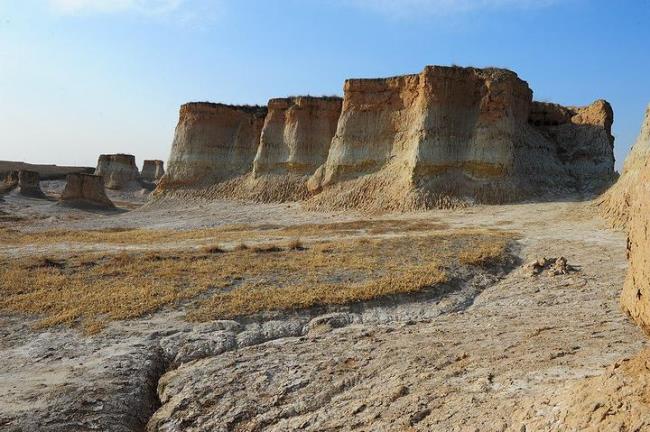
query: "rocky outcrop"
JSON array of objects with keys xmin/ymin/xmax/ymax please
[
  {"xmin": 0, "ymin": 171, "xmax": 19, "ymax": 194},
  {"xmin": 59, "ymin": 173, "xmax": 115, "ymax": 209},
  {"xmin": 599, "ymin": 104, "xmax": 650, "ymax": 228},
  {"xmin": 307, "ymin": 66, "xmax": 614, "ymax": 211},
  {"xmin": 141, "ymin": 160, "xmax": 165, "ymax": 182},
  {"xmin": 18, "ymin": 170, "xmax": 46, "ymax": 198},
  {"xmin": 209, "ymin": 97, "xmax": 343, "ymax": 202},
  {"xmin": 621, "ymin": 128, "xmax": 650, "ymax": 334},
  {"xmin": 159, "ymin": 103, "xmax": 267, "ymax": 190},
  {"xmin": 529, "ymin": 100, "xmax": 614, "ymax": 190},
  {"xmin": 94, "ymin": 154, "xmax": 140, "ymax": 190},
  {"xmin": 253, "ymin": 97, "xmax": 342, "ymax": 176},
  {"xmin": 154, "ymin": 66, "xmax": 614, "ymax": 209}
]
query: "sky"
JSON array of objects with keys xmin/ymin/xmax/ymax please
[{"xmin": 0, "ymin": 0, "xmax": 648, "ymax": 170}]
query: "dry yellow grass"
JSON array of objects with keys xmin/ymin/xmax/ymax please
[
  {"xmin": 0, "ymin": 218, "xmax": 448, "ymax": 247},
  {"xmin": 0, "ymin": 228, "xmax": 513, "ymax": 333},
  {"xmin": 458, "ymin": 238, "xmax": 512, "ymax": 267}
]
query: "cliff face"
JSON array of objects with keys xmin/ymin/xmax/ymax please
[
  {"xmin": 160, "ymin": 103, "xmax": 267, "ymax": 189},
  {"xmin": 156, "ymin": 65, "xmax": 615, "ymax": 209},
  {"xmin": 207, "ymin": 96, "xmax": 343, "ymax": 203},
  {"xmin": 600, "ymin": 104, "xmax": 650, "ymax": 228},
  {"xmin": 531, "ymin": 100, "xmax": 615, "ymax": 191},
  {"xmin": 253, "ymin": 97, "xmax": 342, "ymax": 177},
  {"xmin": 94, "ymin": 154, "xmax": 140, "ymax": 190},
  {"xmin": 621, "ymin": 113, "xmax": 650, "ymax": 333},
  {"xmin": 141, "ymin": 160, "xmax": 165, "ymax": 182},
  {"xmin": 307, "ymin": 66, "xmax": 613, "ymax": 211}
]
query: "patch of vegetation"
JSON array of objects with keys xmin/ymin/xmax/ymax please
[{"xmin": 0, "ymin": 227, "xmax": 513, "ymax": 334}]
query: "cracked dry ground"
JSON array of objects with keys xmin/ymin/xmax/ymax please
[{"xmin": 0, "ymin": 198, "xmax": 647, "ymax": 431}]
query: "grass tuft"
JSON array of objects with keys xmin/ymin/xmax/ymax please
[{"xmin": 202, "ymin": 245, "xmax": 226, "ymax": 254}]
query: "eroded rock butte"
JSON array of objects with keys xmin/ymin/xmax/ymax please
[
  {"xmin": 95, "ymin": 154, "xmax": 141, "ymax": 190},
  {"xmin": 59, "ymin": 173, "xmax": 115, "ymax": 209},
  {"xmin": 141, "ymin": 160, "xmax": 165, "ymax": 182},
  {"xmin": 156, "ymin": 65, "xmax": 615, "ymax": 210}
]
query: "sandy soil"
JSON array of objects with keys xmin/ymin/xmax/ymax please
[{"xmin": 0, "ymin": 182, "xmax": 646, "ymax": 431}]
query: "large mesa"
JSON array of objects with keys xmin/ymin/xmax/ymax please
[
  {"xmin": 154, "ymin": 65, "xmax": 614, "ymax": 210},
  {"xmin": 307, "ymin": 65, "xmax": 615, "ymax": 211},
  {"xmin": 59, "ymin": 173, "xmax": 115, "ymax": 209},
  {"xmin": 94, "ymin": 154, "xmax": 141, "ymax": 190},
  {"xmin": 158, "ymin": 103, "xmax": 267, "ymax": 190}
]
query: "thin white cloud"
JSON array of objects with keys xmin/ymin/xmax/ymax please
[
  {"xmin": 346, "ymin": 0, "xmax": 560, "ymax": 17},
  {"xmin": 47, "ymin": 0, "xmax": 223, "ymax": 27},
  {"xmin": 49, "ymin": 0, "xmax": 179, "ymax": 15}
]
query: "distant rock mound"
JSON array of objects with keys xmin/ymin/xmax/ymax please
[
  {"xmin": 0, "ymin": 161, "xmax": 93, "ymax": 181},
  {"xmin": 59, "ymin": 173, "xmax": 115, "ymax": 209},
  {"xmin": 141, "ymin": 160, "xmax": 165, "ymax": 182},
  {"xmin": 158, "ymin": 103, "xmax": 267, "ymax": 191},
  {"xmin": 211, "ymin": 96, "xmax": 343, "ymax": 202},
  {"xmin": 94, "ymin": 154, "xmax": 140, "ymax": 190},
  {"xmin": 18, "ymin": 170, "xmax": 46, "ymax": 198},
  {"xmin": 306, "ymin": 66, "xmax": 614, "ymax": 211},
  {"xmin": 0, "ymin": 170, "xmax": 19, "ymax": 194},
  {"xmin": 599, "ymin": 104, "xmax": 650, "ymax": 228}
]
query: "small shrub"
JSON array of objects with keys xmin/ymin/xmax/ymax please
[
  {"xmin": 252, "ymin": 244, "xmax": 283, "ymax": 253},
  {"xmin": 234, "ymin": 243, "xmax": 249, "ymax": 251},
  {"xmin": 202, "ymin": 245, "xmax": 226, "ymax": 254}
]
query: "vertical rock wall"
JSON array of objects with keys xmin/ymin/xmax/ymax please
[
  {"xmin": 159, "ymin": 103, "xmax": 267, "ymax": 189},
  {"xmin": 306, "ymin": 66, "xmax": 612, "ymax": 211},
  {"xmin": 155, "ymin": 65, "xmax": 615, "ymax": 209},
  {"xmin": 253, "ymin": 96, "xmax": 342, "ymax": 177},
  {"xmin": 142, "ymin": 160, "xmax": 165, "ymax": 182},
  {"xmin": 600, "ymin": 104, "xmax": 650, "ymax": 228},
  {"xmin": 94, "ymin": 154, "xmax": 140, "ymax": 190}
]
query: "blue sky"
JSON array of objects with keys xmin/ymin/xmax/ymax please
[{"xmin": 0, "ymin": 0, "xmax": 648, "ymax": 170}]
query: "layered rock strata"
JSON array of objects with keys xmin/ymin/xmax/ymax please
[
  {"xmin": 94, "ymin": 154, "xmax": 140, "ymax": 190},
  {"xmin": 156, "ymin": 66, "xmax": 614, "ymax": 209},
  {"xmin": 18, "ymin": 170, "xmax": 46, "ymax": 198},
  {"xmin": 600, "ymin": 104, "xmax": 650, "ymax": 228},
  {"xmin": 307, "ymin": 66, "xmax": 614, "ymax": 211},
  {"xmin": 622, "ymin": 129, "xmax": 650, "ymax": 333},
  {"xmin": 141, "ymin": 160, "xmax": 165, "ymax": 182},
  {"xmin": 59, "ymin": 173, "xmax": 115, "ymax": 209},
  {"xmin": 212, "ymin": 96, "xmax": 343, "ymax": 202},
  {"xmin": 253, "ymin": 96, "xmax": 342, "ymax": 176},
  {"xmin": 159, "ymin": 103, "xmax": 267, "ymax": 190}
]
